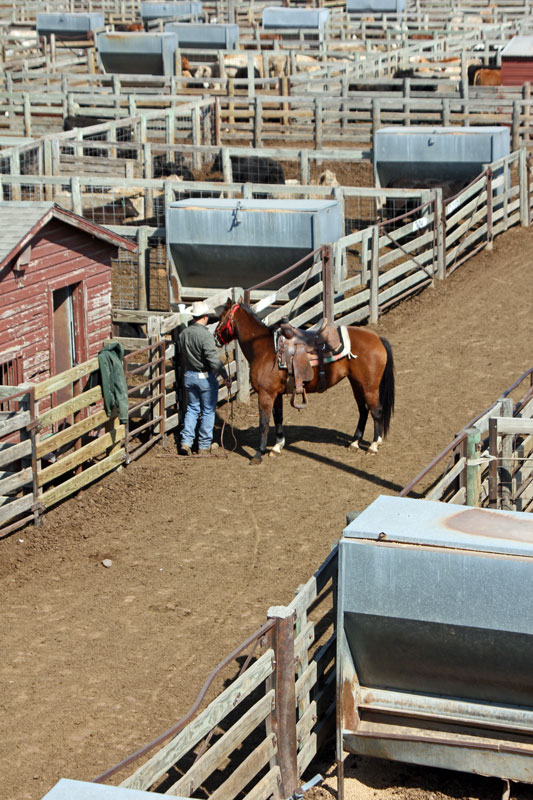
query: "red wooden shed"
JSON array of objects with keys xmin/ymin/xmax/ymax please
[
  {"xmin": 0, "ymin": 201, "xmax": 137, "ymax": 388},
  {"xmin": 501, "ymin": 35, "xmax": 533, "ymax": 86}
]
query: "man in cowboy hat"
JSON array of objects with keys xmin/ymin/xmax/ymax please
[{"xmin": 179, "ymin": 301, "xmax": 231, "ymax": 456}]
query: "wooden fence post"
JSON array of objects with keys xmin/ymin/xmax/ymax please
[
  {"xmin": 70, "ymin": 175, "xmax": 82, "ymax": 216},
  {"xmin": 371, "ymin": 98, "xmax": 381, "ymax": 139},
  {"xmin": 231, "ymin": 287, "xmax": 250, "ymax": 402},
  {"xmin": 486, "ymin": 168, "xmax": 493, "ymax": 251},
  {"xmin": 299, "ymin": 149, "xmax": 309, "ymax": 185},
  {"xmin": 369, "ymin": 225, "xmax": 379, "ymax": 324},
  {"xmin": 254, "ymin": 96, "xmax": 263, "ymax": 148},
  {"xmin": 137, "ymin": 226, "xmax": 149, "ymax": 311},
  {"xmin": 267, "ymin": 606, "xmax": 299, "ymax": 800},
  {"xmin": 500, "ymin": 397, "xmax": 514, "ymax": 511},
  {"xmin": 519, "ymin": 148, "xmax": 529, "ymax": 227},
  {"xmin": 466, "ymin": 427, "xmax": 482, "ymax": 507},
  {"xmin": 434, "ymin": 188, "xmax": 445, "ymax": 280},
  {"xmin": 322, "ymin": 244, "xmax": 334, "ymax": 322},
  {"xmin": 512, "ymin": 100, "xmax": 521, "ymax": 151},
  {"xmin": 314, "ymin": 97, "xmax": 322, "ymax": 149}
]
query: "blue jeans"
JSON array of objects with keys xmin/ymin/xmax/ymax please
[{"xmin": 181, "ymin": 371, "xmax": 219, "ymax": 449}]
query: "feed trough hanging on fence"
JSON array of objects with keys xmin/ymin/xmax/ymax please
[
  {"xmin": 165, "ymin": 22, "xmax": 238, "ymax": 49},
  {"xmin": 140, "ymin": 1, "xmax": 203, "ymax": 23},
  {"xmin": 262, "ymin": 7, "xmax": 330, "ymax": 30},
  {"xmin": 97, "ymin": 32, "xmax": 178, "ymax": 76},
  {"xmin": 374, "ymin": 125, "xmax": 510, "ymax": 192},
  {"xmin": 36, "ymin": 12, "xmax": 105, "ymax": 38},
  {"xmin": 165, "ymin": 198, "xmax": 342, "ymax": 300},
  {"xmin": 346, "ymin": 0, "xmax": 406, "ymax": 14},
  {"xmin": 337, "ymin": 494, "xmax": 533, "ymax": 784}
]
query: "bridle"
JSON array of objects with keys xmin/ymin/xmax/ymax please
[{"xmin": 215, "ymin": 303, "xmax": 239, "ymax": 346}]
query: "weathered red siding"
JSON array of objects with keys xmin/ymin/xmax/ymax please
[
  {"xmin": 0, "ymin": 219, "xmax": 114, "ymax": 385},
  {"xmin": 501, "ymin": 57, "xmax": 533, "ymax": 86}
]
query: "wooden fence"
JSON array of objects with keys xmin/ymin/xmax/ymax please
[
  {"xmin": 90, "ymin": 543, "xmax": 337, "ymax": 799},
  {"xmin": 400, "ymin": 368, "xmax": 533, "ymax": 510}
]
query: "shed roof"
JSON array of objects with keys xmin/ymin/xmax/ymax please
[
  {"xmin": 501, "ymin": 35, "xmax": 533, "ymax": 58},
  {"xmin": 0, "ymin": 201, "xmax": 137, "ymax": 271}
]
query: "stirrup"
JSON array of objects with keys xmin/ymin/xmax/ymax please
[{"xmin": 291, "ymin": 388, "xmax": 308, "ymax": 410}]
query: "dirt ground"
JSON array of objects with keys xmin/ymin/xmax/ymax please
[{"xmin": 1, "ymin": 226, "xmax": 532, "ymax": 800}]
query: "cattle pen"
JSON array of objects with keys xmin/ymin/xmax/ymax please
[{"xmin": 1, "ymin": 0, "xmax": 533, "ymax": 798}]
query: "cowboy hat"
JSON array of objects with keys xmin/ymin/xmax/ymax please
[{"xmin": 187, "ymin": 300, "xmax": 211, "ymax": 318}]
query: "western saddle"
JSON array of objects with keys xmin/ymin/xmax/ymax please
[{"xmin": 277, "ymin": 317, "xmax": 343, "ymax": 409}]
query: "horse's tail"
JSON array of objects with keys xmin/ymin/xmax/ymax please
[{"xmin": 379, "ymin": 337, "xmax": 395, "ymax": 437}]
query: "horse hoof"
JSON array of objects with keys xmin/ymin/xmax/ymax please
[
  {"xmin": 349, "ymin": 440, "xmax": 360, "ymax": 450},
  {"xmin": 250, "ymin": 455, "xmax": 263, "ymax": 465},
  {"xmin": 367, "ymin": 442, "xmax": 379, "ymax": 455},
  {"xmin": 269, "ymin": 449, "xmax": 281, "ymax": 458}
]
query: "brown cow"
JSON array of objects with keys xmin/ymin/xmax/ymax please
[{"xmin": 473, "ymin": 68, "xmax": 501, "ymax": 86}]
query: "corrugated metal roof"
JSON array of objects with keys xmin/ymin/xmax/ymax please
[
  {"xmin": 0, "ymin": 200, "xmax": 137, "ymax": 270},
  {"xmin": 0, "ymin": 201, "xmax": 55, "ymax": 268},
  {"xmin": 501, "ymin": 35, "xmax": 533, "ymax": 58}
]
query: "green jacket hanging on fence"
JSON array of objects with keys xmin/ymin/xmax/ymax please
[{"xmin": 98, "ymin": 341, "xmax": 129, "ymax": 424}]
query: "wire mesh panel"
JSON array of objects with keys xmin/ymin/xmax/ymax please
[
  {"xmin": 111, "ymin": 244, "xmax": 139, "ymax": 310},
  {"xmin": 148, "ymin": 234, "xmax": 169, "ymax": 311}
]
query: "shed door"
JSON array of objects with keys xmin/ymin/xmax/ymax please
[{"xmin": 53, "ymin": 284, "xmax": 83, "ymax": 405}]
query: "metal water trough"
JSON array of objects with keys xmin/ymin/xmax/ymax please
[
  {"xmin": 36, "ymin": 12, "xmax": 105, "ymax": 38},
  {"xmin": 97, "ymin": 31, "xmax": 178, "ymax": 76},
  {"xmin": 346, "ymin": 0, "xmax": 405, "ymax": 13},
  {"xmin": 165, "ymin": 22, "xmax": 239, "ymax": 50},
  {"xmin": 262, "ymin": 7, "xmax": 330, "ymax": 30},
  {"xmin": 374, "ymin": 126, "xmax": 510, "ymax": 191},
  {"xmin": 165, "ymin": 198, "xmax": 342, "ymax": 300},
  {"xmin": 140, "ymin": 1, "xmax": 203, "ymax": 23},
  {"xmin": 41, "ymin": 777, "xmax": 189, "ymax": 798},
  {"xmin": 337, "ymin": 495, "xmax": 533, "ymax": 783}
]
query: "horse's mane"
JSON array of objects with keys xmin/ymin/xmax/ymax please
[{"xmin": 240, "ymin": 303, "xmax": 273, "ymax": 333}]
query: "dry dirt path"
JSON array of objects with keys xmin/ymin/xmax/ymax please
[{"xmin": 0, "ymin": 227, "xmax": 532, "ymax": 800}]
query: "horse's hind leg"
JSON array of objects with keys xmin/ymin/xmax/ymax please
[
  {"xmin": 270, "ymin": 393, "xmax": 285, "ymax": 456},
  {"xmin": 251, "ymin": 390, "xmax": 274, "ymax": 464},
  {"xmin": 367, "ymin": 390, "xmax": 384, "ymax": 455},
  {"xmin": 348, "ymin": 378, "xmax": 368, "ymax": 450}
]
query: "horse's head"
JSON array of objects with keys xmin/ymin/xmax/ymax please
[{"xmin": 215, "ymin": 299, "xmax": 240, "ymax": 346}]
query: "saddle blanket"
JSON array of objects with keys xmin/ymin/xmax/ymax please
[{"xmin": 277, "ymin": 325, "xmax": 353, "ymax": 370}]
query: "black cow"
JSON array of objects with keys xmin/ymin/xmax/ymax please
[
  {"xmin": 209, "ymin": 155, "xmax": 285, "ymax": 198},
  {"xmin": 152, "ymin": 156, "xmax": 195, "ymax": 182},
  {"xmin": 349, "ymin": 69, "xmax": 436, "ymax": 93}
]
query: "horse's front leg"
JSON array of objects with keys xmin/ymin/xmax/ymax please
[
  {"xmin": 251, "ymin": 391, "xmax": 274, "ymax": 465},
  {"xmin": 269, "ymin": 393, "xmax": 285, "ymax": 456}
]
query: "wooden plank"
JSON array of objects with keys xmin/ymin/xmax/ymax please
[
  {"xmin": 40, "ymin": 449, "xmax": 125, "ymax": 509},
  {"xmin": 38, "ymin": 428, "xmax": 125, "ymax": 487},
  {"xmin": 0, "ymin": 493, "xmax": 34, "ymax": 528},
  {"xmin": 426, "ymin": 456, "xmax": 467, "ymax": 501},
  {"xmin": 167, "ymin": 690, "xmax": 275, "ymax": 797},
  {"xmin": 39, "ymin": 385, "xmax": 103, "ymax": 427},
  {"xmin": 294, "ymin": 620, "xmax": 314, "ymax": 667},
  {"xmin": 296, "ymin": 700, "xmax": 317, "ymax": 751},
  {"xmin": 0, "ymin": 410, "xmax": 31, "ymax": 438},
  {"xmin": 121, "ymin": 649, "xmax": 275, "ymax": 792},
  {"xmin": 0, "ymin": 466, "xmax": 32, "ymax": 496},
  {"xmin": 34, "ymin": 357, "xmax": 99, "ymax": 399},
  {"xmin": 36, "ymin": 410, "xmax": 109, "ymax": 459},
  {"xmin": 296, "ymin": 731, "xmax": 317, "ymax": 776},
  {"xmin": 208, "ymin": 734, "xmax": 277, "ymax": 800},
  {"xmin": 295, "ymin": 661, "xmax": 318, "ymax": 708},
  {"xmin": 0, "ymin": 438, "xmax": 32, "ymax": 470},
  {"xmin": 241, "ymin": 765, "xmax": 281, "ymax": 800},
  {"xmin": 495, "ymin": 417, "xmax": 533, "ymax": 435}
]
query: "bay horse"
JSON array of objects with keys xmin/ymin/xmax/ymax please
[{"xmin": 215, "ymin": 301, "xmax": 395, "ymax": 464}]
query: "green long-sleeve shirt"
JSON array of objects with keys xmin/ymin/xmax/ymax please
[{"xmin": 179, "ymin": 322, "xmax": 228, "ymax": 378}]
